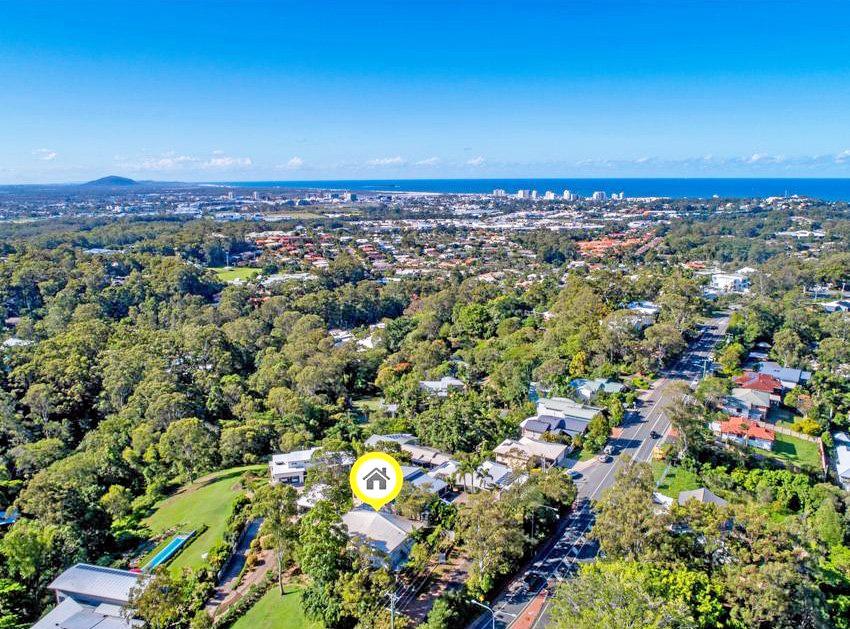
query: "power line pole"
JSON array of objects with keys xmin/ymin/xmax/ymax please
[{"xmin": 387, "ymin": 588, "xmax": 401, "ymax": 629}]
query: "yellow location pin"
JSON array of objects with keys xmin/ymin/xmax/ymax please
[{"xmin": 350, "ymin": 451, "xmax": 404, "ymax": 511}]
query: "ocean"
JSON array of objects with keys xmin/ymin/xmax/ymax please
[{"xmin": 224, "ymin": 178, "xmax": 850, "ymax": 201}]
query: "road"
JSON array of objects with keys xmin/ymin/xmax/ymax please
[{"xmin": 468, "ymin": 314, "xmax": 729, "ymax": 629}]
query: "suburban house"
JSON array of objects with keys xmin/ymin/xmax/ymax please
[
  {"xmin": 733, "ymin": 371, "xmax": 783, "ymax": 404},
  {"xmin": 493, "ymin": 437, "xmax": 570, "ymax": 469},
  {"xmin": 723, "ymin": 387, "xmax": 772, "ymax": 420},
  {"xmin": 822, "ymin": 299, "xmax": 850, "ymax": 313},
  {"xmin": 401, "ymin": 465, "xmax": 449, "ymax": 496},
  {"xmin": 399, "ymin": 443, "xmax": 454, "ymax": 469},
  {"xmin": 364, "ymin": 433, "xmax": 419, "ymax": 449},
  {"xmin": 756, "ymin": 361, "xmax": 812, "ymax": 390},
  {"xmin": 419, "ymin": 376, "xmax": 465, "ymax": 397},
  {"xmin": 269, "ymin": 447, "xmax": 354, "ymax": 485},
  {"xmin": 342, "ymin": 507, "xmax": 423, "ymax": 570},
  {"xmin": 431, "ymin": 458, "xmax": 520, "ymax": 492},
  {"xmin": 677, "ymin": 487, "xmax": 728, "ymax": 507},
  {"xmin": 623, "ymin": 300, "xmax": 661, "ymax": 330},
  {"xmin": 708, "ymin": 271, "xmax": 750, "ymax": 294},
  {"xmin": 521, "ymin": 397, "xmax": 602, "ymax": 441},
  {"xmin": 712, "ymin": 417, "xmax": 776, "ymax": 451},
  {"xmin": 569, "ymin": 377, "xmax": 626, "ymax": 402},
  {"xmin": 32, "ymin": 563, "xmax": 147, "ymax": 629},
  {"xmin": 834, "ymin": 432, "xmax": 850, "ymax": 491},
  {"xmin": 269, "ymin": 447, "xmax": 321, "ymax": 485},
  {"xmin": 653, "ymin": 487, "xmax": 728, "ymax": 512}
]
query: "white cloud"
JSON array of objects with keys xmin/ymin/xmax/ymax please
[
  {"xmin": 116, "ymin": 151, "xmax": 252, "ymax": 172},
  {"xmin": 33, "ymin": 148, "xmax": 58, "ymax": 161},
  {"xmin": 466, "ymin": 156, "xmax": 485, "ymax": 166},
  {"xmin": 365, "ymin": 156, "xmax": 405, "ymax": 167},
  {"xmin": 136, "ymin": 154, "xmax": 196, "ymax": 170},
  {"xmin": 203, "ymin": 154, "xmax": 252, "ymax": 168},
  {"xmin": 415, "ymin": 156, "xmax": 441, "ymax": 166},
  {"xmin": 835, "ymin": 149, "xmax": 850, "ymax": 163},
  {"xmin": 283, "ymin": 156, "xmax": 304, "ymax": 169}
]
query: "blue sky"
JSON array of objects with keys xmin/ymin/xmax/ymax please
[{"xmin": 2, "ymin": 0, "xmax": 850, "ymax": 183}]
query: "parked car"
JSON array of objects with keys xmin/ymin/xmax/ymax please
[
  {"xmin": 603, "ymin": 445, "xmax": 616, "ymax": 455},
  {"xmin": 597, "ymin": 453, "xmax": 612, "ymax": 463}
]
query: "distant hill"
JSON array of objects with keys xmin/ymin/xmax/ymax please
[{"xmin": 82, "ymin": 175, "xmax": 138, "ymax": 186}]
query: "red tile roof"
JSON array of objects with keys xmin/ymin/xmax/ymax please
[
  {"xmin": 733, "ymin": 371, "xmax": 782, "ymax": 394},
  {"xmin": 719, "ymin": 417, "xmax": 775, "ymax": 442}
]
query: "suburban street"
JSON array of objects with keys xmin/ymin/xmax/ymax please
[{"xmin": 468, "ymin": 313, "xmax": 730, "ymax": 629}]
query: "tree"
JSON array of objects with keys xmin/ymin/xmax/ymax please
[
  {"xmin": 591, "ymin": 460, "xmax": 664, "ymax": 561},
  {"xmin": 157, "ymin": 417, "xmax": 218, "ymax": 482},
  {"xmin": 100, "ymin": 484, "xmax": 133, "ymax": 519},
  {"xmin": 812, "ymin": 499, "xmax": 845, "ymax": 547},
  {"xmin": 252, "ymin": 483, "xmax": 298, "ymax": 594},
  {"xmin": 128, "ymin": 569, "xmax": 202, "ymax": 629},
  {"xmin": 551, "ymin": 561, "xmax": 696, "ymax": 629},
  {"xmin": 717, "ymin": 342, "xmax": 745, "ymax": 375},
  {"xmin": 298, "ymin": 501, "xmax": 351, "ymax": 626},
  {"xmin": 771, "ymin": 328, "xmax": 806, "ymax": 368},
  {"xmin": 456, "ymin": 491, "xmax": 525, "ymax": 596},
  {"xmin": 0, "ymin": 519, "xmax": 75, "ymax": 608},
  {"xmin": 0, "ymin": 578, "xmax": 28, "ymax": 629}
]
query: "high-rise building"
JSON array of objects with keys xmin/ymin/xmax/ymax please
[
  {"xmin": 516, "ymin": 189, "xmax": 531, "ymax": 199},
  {"xmin": 493, "ymin": 188, "xmax": 507, "ymax": 197},
  {"xmin": 531, "ymin": 190, "xmax": 539, "ymax": 199},
  {"xmin": 253, "ymin": 191, "xmax": 259, "ymax": 200},
  {"xmin": 591, "ymin": 191, "xmax": 607, "ymax": 201},
  {"xmin": 543, "ymin": 190, "xmax": 556, "ymax": 200}
]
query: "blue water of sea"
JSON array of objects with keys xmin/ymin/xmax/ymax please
[{"xmin": 223, "ymin": 178, "xmax": 850, "ymax": 201}]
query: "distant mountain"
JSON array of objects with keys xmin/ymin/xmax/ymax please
[{"xmin": 82, "ymin": 175, "xmax": 138, "ymax": 186}]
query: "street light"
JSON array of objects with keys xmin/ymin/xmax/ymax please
[{"xmin": 468, "ymin": 598, "xmax": 496, "ymax": 629}]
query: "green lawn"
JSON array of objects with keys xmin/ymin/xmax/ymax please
[
  {"xmin": 142, "ymin": 465, "xmax": 264, "ymax": 572},
  {"xmin": 210, "ymin": 266, "xmax": 261, "ymax": 282},
  {"xmin": 231, "ymin": 586, "xmax": 322, "ymax": 629},
  {"xmin": 652, "ymin": 462, "xmax": 701, "ymax": 499},
  {"xmin": 756, "ymin": 432, "xmax": 822, "ymax": 471}
]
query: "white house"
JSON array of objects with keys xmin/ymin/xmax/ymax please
[
  {"xmin": 710, "ymin": 272, "xmax": 750, "ymax": 294},
  {"xmin": 419, "ymin": 376, "xmax": 465, "ymax": 397},
  {"xmin": 269, "ymin": 448, "xmax": 354, "ymax": 486},
  {"xmin": 430, "ymin": 459, "xmax": 520, "ymax": 492},
  {"xmin": 32, "ymin": 564, "xmax": 147, "ymax": 629},
  {"xmin": 269, "ymin": 447, "xmax": 321, "ymax": 485}
]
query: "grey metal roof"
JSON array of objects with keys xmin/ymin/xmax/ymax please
[
  {"xmin": 47, "ymin": 564, "xmax": 145, "ymax": 606},
  {"xmin": 678, "ymin": 488, "xmax": 728, "ymax": 507}
]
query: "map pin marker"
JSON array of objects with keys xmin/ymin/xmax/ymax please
[{"xmin": 350, "ymin": 451, "xmax": 404, "ymax": 511}]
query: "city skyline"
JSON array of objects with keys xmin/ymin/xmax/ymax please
[{"xmin": 3, "ymin": 0, "xmax": 850, "ymax": 183}]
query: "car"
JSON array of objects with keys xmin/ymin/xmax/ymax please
[
  {"xmin": 523, "ymin": 573, "xmax": 546, "ymax": 591},
  {"xmin": 567, "ymin": 470, "xmax": 583, "ymax": 480},
  {"xmin": 603, "ymin": 445, "xmax": 616, "ymax": 455},
  {"xmin": 650, "ymin": 430, "xmax": 660, "ymax": 439},
  {"xmin": 597, "ymin": 453, "xmax": 612, "ymax": 463}
]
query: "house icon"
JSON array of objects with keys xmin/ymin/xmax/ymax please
[{"xmin": 363, "ymin": 467, "xmax": 390, "ymax": 491}]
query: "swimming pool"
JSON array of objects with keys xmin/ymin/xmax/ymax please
[{"xmin": 142, "ymin": 531, "xmax": 194, "ymax": 571}]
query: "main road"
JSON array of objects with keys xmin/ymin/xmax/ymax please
[{"xmin": 468, "ymin": 313, "xmax": 730, "ymax": 629}]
